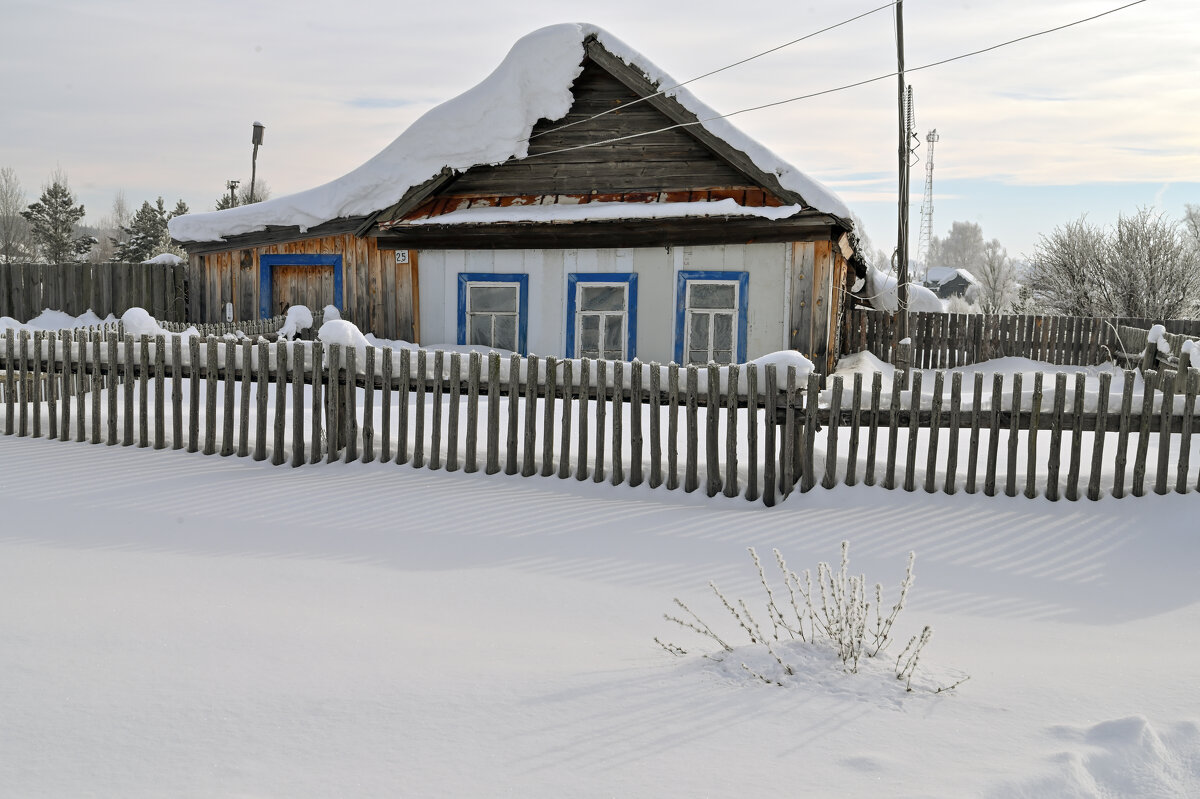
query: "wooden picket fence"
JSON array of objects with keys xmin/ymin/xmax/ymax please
[
  {"xmin": 0, "ymin": 262, "xmax": 188, "ymax": 322},
  {"xmin": 3, "ymin": 327, "xmax": 1199, "ymax": 504},
  {"xmin": 842, "ymin": 308, "xmax": 1200, "ymax": 369}
]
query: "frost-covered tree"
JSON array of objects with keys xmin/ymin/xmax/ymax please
[
  {"xmin": 21, "ymin": 178, "xmax": 96, "ymax": 263},
  {"xmin": 927, "ymin": 221, "xmax": 985, "ymax": 275},
  {"xmin": 1025, "ymin": 209, "xmax": 1200, "ymax": 319},
  {"xmin": 214, "ymin": 178, "xmax": 270, "ymax": 210},
  {"xmin": 0, "ymin": 166, "xmax": 33, "ymax": 264},
  {"xmin": 974, "ymin": 239, "xmax": 1020, "ymax": 314}
]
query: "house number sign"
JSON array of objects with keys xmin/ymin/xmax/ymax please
[{"xmin": 395, "ymin": 250, "xmax": 410, "ymax": 264}]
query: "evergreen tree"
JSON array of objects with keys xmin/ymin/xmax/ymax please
[
  {"xmin": 21, "ymin": 180, "xmax": 96, "ymax": 263},
  {"xmin": 113, "ymin": 196, "xmax": 190, "ymax": 262}
]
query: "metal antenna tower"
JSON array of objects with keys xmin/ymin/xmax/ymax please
[{"xmin": 916, "ymin": 129, "xmax": 939, "ymax": 277}]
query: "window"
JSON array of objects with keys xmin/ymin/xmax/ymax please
[
  {"xmin": 674, "ymin": 271, "xmax": 748, "ymax": 365},
  {"xmin": 565, "ymin": 273, "xmax": 637, "ymax": 360},
  {"xmin": 457, "ymin": 274, "xmax": 528, "ymax": 353}
]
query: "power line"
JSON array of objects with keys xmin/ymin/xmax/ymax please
[
  {"xmin": 527, "ymin": 1, "xmax": 898, "ymax": 142},
  {"xmin": 521, "ymin": 0, "xmax": 1148, "ymax": 162}
]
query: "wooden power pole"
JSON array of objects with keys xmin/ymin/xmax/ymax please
[{"xmin": 895, "ymin": 0, "xmax": 911, "ymax": 343}]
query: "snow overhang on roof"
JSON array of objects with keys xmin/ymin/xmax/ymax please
[{"xmin": 169, "ymin": 23, "xmax": 852, "ymax": 245}]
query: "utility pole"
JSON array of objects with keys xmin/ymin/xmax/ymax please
[
  {"xmin": 250, "ymin": 122, "xmax": 265, "ymax": 204},
  {"xmin": 895, "ymin": 0, "xmax": 910, "ymax": 342}
]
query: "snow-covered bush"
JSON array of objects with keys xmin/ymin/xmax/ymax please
[{"xmin": 658, "ymin": 542, "xmax": 947, "ymax": 691}]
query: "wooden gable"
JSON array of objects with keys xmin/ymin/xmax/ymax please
[{"xmin": 445, "ymin": 60, "xmax": 757, "ymax": 198}]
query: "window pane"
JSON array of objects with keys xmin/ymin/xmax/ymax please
[
  {"xmin": 494, "ymin": 315, "xmax": 517, "ymax": 351},
  {"xmin": 580, "ymin": 314, "xmax": 600, "ymax": 354},
  {"xmin": 712, "ymin": 350, "xmax": 733, "ymax": 364},
  {"xmin": 580, "ymin": 285, "xmax": 625, "ymax": 312},
  {"xmin": 689, "ymin": 283, "xmax": 736, "ymax": 310},
  {"xmin": 603, "ymin": 313, "xmax": 623, "ymax": 356},
  {"xmin": 468, "ymin": 314, "xmax": 492, "ymax": 346},
  {"xmin": 470, "ymin": 285, "xmax": 518, "ymax": 313},
  {"xmin": 713, "ymin": 313, "xmax": 733, "ymax": 351},
  {"xmin": 688, "ymin": 350, "xmax": 708, "ymax": 366},
  {"xmin": 688, "ymin": 312, "xmax": 709, "ymax": 350}
]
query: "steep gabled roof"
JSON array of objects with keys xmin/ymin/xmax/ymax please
[{"xmin": 170, "ymin": 23, "xmax": 851, "ymax": 245}]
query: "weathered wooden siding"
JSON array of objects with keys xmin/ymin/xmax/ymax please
[
  {"xmin": 446, "ymin": 61, "xmax": 756, "ymax": 197},
  {"xmin": 188, "ymin": 235, "xmax": 417, "ymax": 340}
]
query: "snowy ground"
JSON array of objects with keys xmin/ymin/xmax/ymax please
[{"xmin": 2, "ymin": 432, "xmax": 1198, "ymax": 797}]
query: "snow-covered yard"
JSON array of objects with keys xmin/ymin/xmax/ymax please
[{"xmin": 1, "ymin": 431, "xmax": 1198, "ymax": 797}]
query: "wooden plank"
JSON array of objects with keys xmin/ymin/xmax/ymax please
[
  {"xmin": 846, "ymin": 372, "xmax": 862, "ymax": 487},
  {"xmin": 464, "ymin": 351, "xmax": 480, "ymax": 473},
  {"xmin": 705, "ymin": 363, "xmax": 720, "ymax": 496},
  {"xmin": 884, "ymin": 371, "xmax": 902, "ymax": 490},
  {"xmin": 45, "ymin": 332, "xmax": 57, "ymax": 440},
  {"xmin": 724, "ymin": 364, "xmax": 740, "ymax": 497},
  {"xmin": 763, "ymin": 365, "xmax": 777, "ymax": 507},
  {"xmin": 522, "ymin": 354, "xmax": 538, "ymax": 477},
  {"xmin": 154, "ymin": 336, "xmax": 167, "ymax": 450},
  {"xmin": 612, "ymin": 360, "xmax": 625, "ymax": 486},
  {"xmin": 903, "ymin": 371, "xmax": 922, "ymax": 492},
  {"xmin": 667, "ymin": 362, "xmax": 679, "ymax": 490},
  {"xmin": 414, "ymin": 350, "xmax": 428, "ymax": 468},
  {"xmin": 254, "ymin": 340, "xmax": 269, "ymax": 461},
  {"xmin": 74, "ymin": 331, "xmax": 86, "ymax": 443},
  {"xmin": 822, "ymin": 374, "xmax": 842, "ymax": 490},
  {"xmin": 1087, "ymin": 371, "xmax": 1112, "ymax": 500},
  {"xmin": 1155, "ymin": 369, "xmax": 1175, "ymax": 495},
  {"xmin": 505, "ymin": 352, "xmax": 519, "ymax": 476},
  {"xmin": 576, "ymin": 358, "xmax": 590, "ymax": 481},
  {"xmin": 1131, "ymin": 370, "xmax": 1156, "ymax": 497},
  {"xmin": 1025, "ymin": 373, "xmax": 1044, "ymax": 499},
  {"xmin": 557, "ymin": 358, "xmax": 573, "ymax": 480},
  {"xmin": 485, "ymin": 352, "xmax": 499, "ymax": 474},
  {"xmin": 1065, "ymin": 372, "xmax": 1086, "ymax": 499},
  {"xmin": 1178, "ymin": 369, "xmax": 1197, "ymax": 494},
  {"xmin": 430, "ymin": 350, "xmax": 443, "ymax": 470},
  {"xmin": 924, "ymin": 371, "xmax": 943, "ymax": 493},
  {"xmin": 1046, "ymin": 371, "xmax": 1065, "ymax": 499},
  {"xmin": 648, "ymin": 362, "xmax": 662, "ymax": 488},
  {"xmin": 397, "ymin": 348, "xmax": 412, "ymax": 465},
  {"xmin": 379, "ymin": 348, "xmax": 393, "ymax": 463},
  {"xmin": 309, "ymin": 342, "xmax": 324, "ymax": 464},
  {"xmin": 865, "ymin": 372, "xmax": 881, "ymax": 486},
  {"xmin": 984, "ymin": 373, "xmax": 1003, "ymax": 496},
  {"xmin": 744, "ymin": 364, "xmax": 759, "ymax": 500},
  {"xmin": 594, "ymin": 359, "xmax": 608, "ymax": 483},
  {"xmin": 1004, "ymin": 372, "xmax": 1022, "ymax": 497},
  {"xmin": 945, "ymin": 372, "xmax": 962, "ymax": 494},
  {"xmin": 343, "ymin": 347, "xmax": 358, "ymax": 463},
  {"xmin": 447, "ymin": 351, "xmax": 462, "ymax": 472},
  {"xmin": 293, "ymin": 342, "xmax": 307, "ymax": 467},
  {"xmin": 684, "ymin": 364, "xmax": 697, "ymax": 492},
  {"xmin": 1112, "ymin": 370, "xmax": 1135, "ymax": 498},
  {"xmin": 271, "ymin": 341, "xmax": 287, "ymax": 465}
]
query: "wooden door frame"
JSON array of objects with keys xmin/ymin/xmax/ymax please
[{"xmin": 258, "ymin": 254, "xmax": 342, "ymax": 318}]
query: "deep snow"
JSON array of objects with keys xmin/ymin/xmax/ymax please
[{"xmin": 1, "ymin": 428, "xmax": 1197, "ymax": 797}]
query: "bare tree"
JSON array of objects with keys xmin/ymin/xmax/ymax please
[
  {"xmin": 1026, "ymin": 209, "xmax": 1200, "ymax": 319},
  {"xmin": 0, "ymin": 166, "xmax": 33, "ymax": 263},
  {"xmin": 974, "ymin": 239, "xmax": 1019, "ymax": 313}
]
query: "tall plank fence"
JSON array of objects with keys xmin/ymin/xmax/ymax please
[
  {"xmin": 3, "ymin": 328, "xmax": 1200, "ymax": 504},
  {"xmin": 0, "ymin": 262, "xmax": 188, "ymax": 323},
  {"xmin": 842, "ymin": 308, "xmax": 1200, "ymax": 369}
]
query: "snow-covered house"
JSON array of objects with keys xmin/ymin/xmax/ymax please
[
  {"xmin": 170, "ymin": 24, "xmax": 862, "ymax": 370},
  {"xmin": 922, "ymin": 266, "xmax": 978, "ymax": 300}
]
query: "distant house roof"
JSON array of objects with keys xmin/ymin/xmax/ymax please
[
  {"xmin": 170, "ymin": 23, "xmax": 851, "ymax": 245},
  {"xmin": 924, "ymin": 266, "xmax": 979, "ymax": 286}
]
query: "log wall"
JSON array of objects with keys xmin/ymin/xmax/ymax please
[{"xmin": 188, "ymin": 234, "xmax": 418, "ymax": 341}]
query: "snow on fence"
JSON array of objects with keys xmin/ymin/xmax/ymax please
[
  {"xmin": 0, "ymin": 262, "xmax": 189, "ymax": 323},
  {"xmin": 842, "ymin": 308, "xmax": 1200, "ymax": 370},
  {"xmin": 2, "ymin": 327, "xmax": 1199, "ymax": 505}
]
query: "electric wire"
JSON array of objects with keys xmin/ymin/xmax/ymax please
[
  {"xmin": 527, "ymin": 1, "xmax": 899, "ymax": 142},
  {"xmin": 521, "ymin": 0, "xmax": 1148, "ymax": 162}
]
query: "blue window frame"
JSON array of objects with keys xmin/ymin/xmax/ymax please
[
  {"xmin": 258, "ymin": 254, "xmax": 343, "ymax": 319},
  {"xmin": 674, "ymin": 270, "xmax": 749, "ymax": 364},
  {"xmin": 565, "ymin": 272, "xmax": 638, "ymax": 360},
  {"xmin": 457, "ymin": 273, "xmax": 529, "ymax": 354}
]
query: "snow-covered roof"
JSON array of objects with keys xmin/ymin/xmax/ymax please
[
  {"xmin": 405, "ymin": 198, "xmax": 809, "ymax": 227},
  {"xmin": 923, "ymin": 266, "xmax": 978, "ymax": 286},
  {"xmin": 169, "ymin": 23, "xmax": 850, "ymax": 244}
]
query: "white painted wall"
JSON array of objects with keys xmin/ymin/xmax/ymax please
[{"xmin": 415, "ymin": 242, "xmax": 791, "ymax": 362}]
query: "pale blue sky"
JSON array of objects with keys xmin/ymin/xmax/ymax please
[{"xmin": 2, "ymin": 0, "xmax": 1196, "ymax": 259}]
